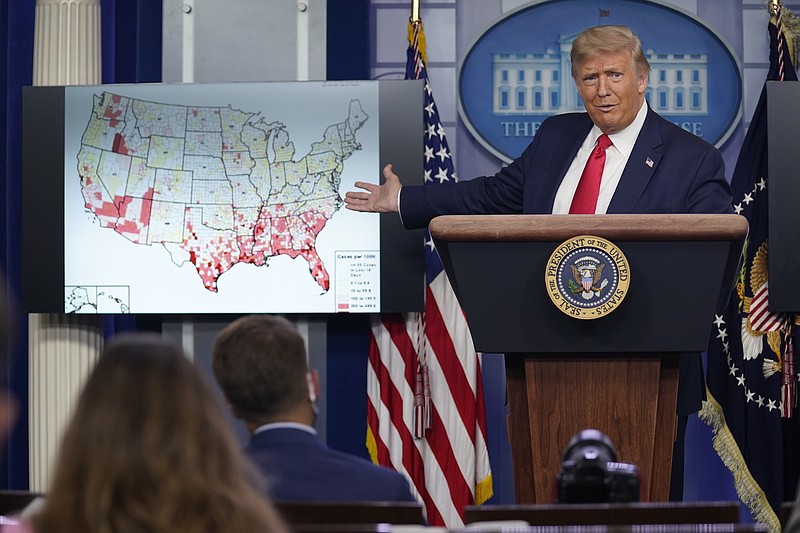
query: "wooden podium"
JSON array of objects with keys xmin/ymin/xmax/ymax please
[{"xmin": 429, "ymin": 214, "xmax": 747, "ymax": 504}]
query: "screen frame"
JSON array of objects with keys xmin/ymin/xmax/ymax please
[{"xmin": 22, "ymin": 80, "xmax": 424, "ymax": 314}]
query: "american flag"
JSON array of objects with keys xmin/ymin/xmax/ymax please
[
  {"xmin": 700, "ymin": 3, "xmax": 799, "ymax": 531},
  {"xmin": 365, "ymin": 19, "xmax": 493, "ymax": 528}
]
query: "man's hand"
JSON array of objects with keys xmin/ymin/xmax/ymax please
[{"xmin": 344, "ymin": 164, "xmax": 403, "ymax": 213}]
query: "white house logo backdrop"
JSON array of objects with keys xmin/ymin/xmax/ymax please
[{"xmin": 458, "ymin": 0, "xmax": 742, "ymax": 163}]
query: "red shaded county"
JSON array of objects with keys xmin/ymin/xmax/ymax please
[
  {"xmin": 247, "ymin": 212, "xmax": 270, "ymax": 257},
  {"xmin": 269, "ymin": 216, "xmax": 290, "ymax": 240},
  {"xmin": 236, "ymin": 235, "xmax": 268, "ymax": 265},
  {"xmin": 181, "ymin": 225, "xmax": 240, "ymax": 292},
  {"xmin": 267, "ymin": 216, "xmax": 330, "ymax": 292},
  {"xmin": 251, "ymin": 231, "xmax": 272, "ymax": 259},
  {"xmin": 103, "ymin": 96, "xmax": 123, "ymax": 128},
  {"xmin": 114, "ymin": 197, "xmax": 138, "ymax": 242},
  {"xmin": 253, "ymin": 209, "xmax": 272, "ymax": 240},
  {"xmin": 89, "ymin": 199, "xmax": 119, "ymax": 217},
  {"xmin": 300, "ymin": 249, "xmax": 330, "ymax": 292},
  {"xmin": 115, "ymin": 218, "xmax": 142, "ymax": 242},
  {"xmin": 82, "ymin": 176, "xmax": 120, "ymax": 228},
  {"xmin": 113, "ymin": 194, "xmax": 153, "ymax": 243},
  {"xmin": 179, "ymin": 209, "xmax": 331, "ymax": 293},
  {"xmin": 139, "ymin": 188, "xmax": 154, "ymax": 226},
  {"xmin": 300, "ymin": 209, "xmax": 329, "ymax": 235},
  {"xmin": 112, "ymin": 133, "xmax": 130, "ymax": 155},
  {"xmin": 82, "ymin": 181, "xmax": 103, "ymax": 205},
  {"xmin": 269, "ymin": 218, "xmax": 302, "ymax": 259}
]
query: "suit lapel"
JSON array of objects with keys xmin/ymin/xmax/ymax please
[
  {"xmin": 607, "ymin": 107, "xmax": 663, "ymax": 213},
  {"xmin": 532, "ymin": 117, "xmax": 592, "ymax": 213}
]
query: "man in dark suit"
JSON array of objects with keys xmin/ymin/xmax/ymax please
[
  {"xmin": 211, "ymin": 314, "xmax": 418, "ymax": 503},
  {"xmin": 345, "ymin": 25, "xmax": 733, "ymax": 499},
  {"xmin": 345, "ymin": 24, "xmax": 730, "ymax": 219}
]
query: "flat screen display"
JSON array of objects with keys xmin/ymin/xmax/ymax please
[{"xmin": 22, "ymin": 80, "xmax": 424, "ymax": 314}]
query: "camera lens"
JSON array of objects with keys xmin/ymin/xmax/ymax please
[{"xmin": 556, "ymin": 428, "xmax": 640, "ymax": 504}]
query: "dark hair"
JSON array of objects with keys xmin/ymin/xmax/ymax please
[
  {"xmin": 570, "ymin": 25, "xmax": 651, "ymax": 79},
  {"xmin": 34, "ymin": 332, "xmax": 287, "ymax": 533},
  {"xmin": 212, "ymin": 315, "xmax": 308, "ymax": 423}
]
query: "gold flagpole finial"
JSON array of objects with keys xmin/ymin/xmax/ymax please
[
  {"xmin": 411, "ymin": 0, "xmax": 421, "ymax": 23},
  {"xmin": 767, "ymin": 0, "xmax": 800, "ymax": 68}
]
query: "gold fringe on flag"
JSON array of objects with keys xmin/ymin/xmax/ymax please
[
  {"xmin": 366, "ymin": 422, "xmax": 379, "ymax": 464},
  {"xmin": 474, "ymin": 473, "xmax": 494, "ymax": 506},
  {"xmin": 699, "ymin": 392, "xmax": 782, "ymax": 533}
]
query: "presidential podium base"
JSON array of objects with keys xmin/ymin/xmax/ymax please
[
  {"xmin": 505, "ymin": 352, "xmax": 679, "ymax": 504},
  {"xmin": 427, "ymin": 214, "xmax": 747, "ymax": 505}
]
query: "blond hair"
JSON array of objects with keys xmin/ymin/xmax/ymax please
[{"xmin": 570, "ymin": 25, "xmax": 650, "ymax": 79}]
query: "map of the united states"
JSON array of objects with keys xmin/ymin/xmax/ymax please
[{"xmin": 77, "ymin": 91, "xmax": 368, "ymax": 293}]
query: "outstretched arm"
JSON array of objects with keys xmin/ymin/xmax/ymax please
[{"xmin": 344, "ymin": 164, "xmax": 403, "ymax": 213}]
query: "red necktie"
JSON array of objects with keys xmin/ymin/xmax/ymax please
[{"xmin": 569, "ymin": 133, "xmax": 612, "ymax": 214}]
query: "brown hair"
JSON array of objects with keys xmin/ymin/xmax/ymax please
[
  {"xmin": 33, "ymin": 332, "xmax": 287, "ymax": 533},
  {"xmin": 570, "ymin": 25, "xmax": 650, "ymax": 79},
  {"xmin": 212, "ymin": 315, "xmax": 308, "ymax": 424}
]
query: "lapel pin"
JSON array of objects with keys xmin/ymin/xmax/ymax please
[{"xmin": 645, "ymin": 157, "xmax": 654, "ymax": 168}]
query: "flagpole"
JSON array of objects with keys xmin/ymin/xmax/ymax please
[{"xmin": 411, "ymin": 0, "xmax": 421, "ymax": 23}]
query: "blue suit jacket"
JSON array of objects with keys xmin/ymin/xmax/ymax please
[
  {"xmin": 401, "ymin": 106, "xmax": 732, "ymax": 227},
  {"xmin": 245, "ymin": 427, "xmax": 418, "ymax": 503},
  {"xmin": 400, "ymin": 107, "xmax": 733, "ymax": 416}
]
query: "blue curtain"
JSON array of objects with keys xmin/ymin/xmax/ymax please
[
  {"xmin": 1, "ymin": 0, "xmax": 34, "ymax": 489},
  {"xmin": 0, "ymin": 0, "xmax": 161, "ymax": 489}
]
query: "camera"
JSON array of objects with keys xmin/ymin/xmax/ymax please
[{"xmin": 556, "ymin": 428, "xmax": 640, "ymax": 504}]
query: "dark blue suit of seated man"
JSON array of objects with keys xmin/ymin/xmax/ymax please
[
  {"xmin": 212, "ymin": 314, "xmax": 418, "ymax": 503},
  {"xmin": 245, "ymin": 421, "xmax": 416, "ymax": 502}
]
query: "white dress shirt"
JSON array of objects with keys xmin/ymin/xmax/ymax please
[{"xmin": 552, "ymin": 100, "xmax": 648, "ymax": 214}]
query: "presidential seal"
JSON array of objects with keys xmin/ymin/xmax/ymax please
[{"xmin": 545, "ymin": 235, "xmax": 630, "ymax": 320}]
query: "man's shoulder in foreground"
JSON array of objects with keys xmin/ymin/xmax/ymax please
[{"xmin": 247, "ymin": 426, "xmax": 417, "ymax": 503}]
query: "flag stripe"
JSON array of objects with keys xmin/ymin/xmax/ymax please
[
  {"xmin": 365, "ymin": 18, "xmax": 493, "ymax": 527},
  {"xmin": 427, "ymin": 273, "xmax": 493, "ymax": 495},
  {"xmin": 375, "ymin": 311, "xmax": 469, "ymax": 526},
  {"xmin": 749, "ymin": 284, "xmax": 783, "ymax": 331},
  {"xmin": 424, "ymin": 283, "xmax": 477, "ymax": 439},
  {"xmin": 366, "ymin": 317, "xmax": 446, "ymax": 525}
]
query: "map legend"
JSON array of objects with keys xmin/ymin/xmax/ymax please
[{"xmin": 334, "ymin": 251, "xmax": 380, "ymax": 312}]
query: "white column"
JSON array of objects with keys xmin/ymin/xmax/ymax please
[
  {"xmin": 296, "ymin": 1, "xmax": 309, "ymax": 81},
  {"xmin": 30, "ymin": 0, "xmax": 103, "ymax": 491},
  {"xmin": 28, "ymin": 314, "xmax": 103, "ymax": 490},
  {"xmin": 33, "ymin": 0, "xmax": 102, "ymax": 86},
  {"xmin": 181, "ymin": 0, "xmax": 195, "ymax": 83}
]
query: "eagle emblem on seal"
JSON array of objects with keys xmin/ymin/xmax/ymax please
[{"xmin": 569, "ymin": 257, "xmax": 608, "ymax": 300}]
